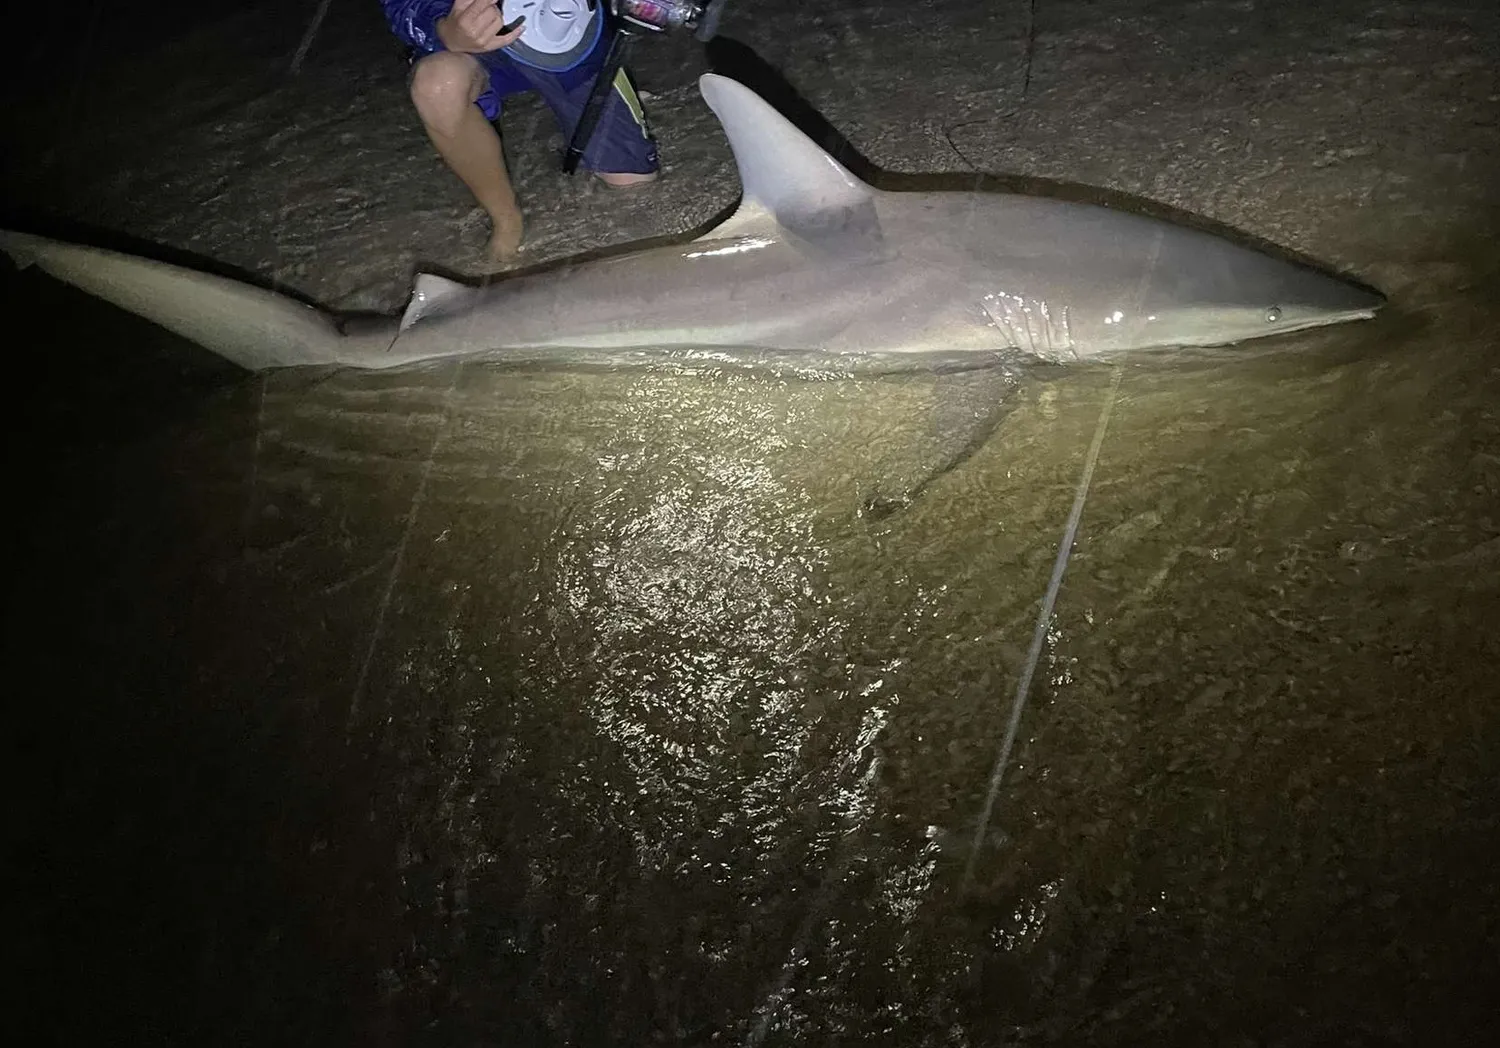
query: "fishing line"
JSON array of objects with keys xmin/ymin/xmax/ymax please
[
  {"xmin": 290, "ymin": 0, "xmax": 335, "ymax": 75},
  {"xmin": 241, "ymin": 0, "xmax": 333, "ymax": 561},
  {"xmin": 962, "ymin": 363, "xmax": 1123, "ymax": 889},
  {"xmin": 1017, "ymin": 0, "xmax": 1039, "ymax": 102},
  {"xmin": 63, "ymin": 0, "xmax": 105, "ymax": 128},
  {"xmin": 348, "ymin": 360, "xmax": 466, "ymax": 725},
  {"xmin": 241, "ymin": 372, "xmax": 268, "ymax": 541},
  {"xmin": 943, "ymin": 0, "xmax": 1038, "ymax": 172}
]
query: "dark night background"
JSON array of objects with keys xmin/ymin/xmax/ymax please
[{"xmin": 5, "ymin": 1, "xmax": 1499, "ymax": 1045}]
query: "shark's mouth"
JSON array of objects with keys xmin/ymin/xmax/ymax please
[
  {"xmin": 1171, "ymin": 307, "xmax": 1384, "ymax": 351},
  {"xmin": 1253, "ymin": 306, "xmax": 1383, "ymax": 342}
]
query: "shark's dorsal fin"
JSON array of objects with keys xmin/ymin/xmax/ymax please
[
  {"xmin": 698, "ymin": 74, "xmax": 881, "ymax": 250},
  {"xmin": 704, "ymin": 199, "xmax": 779, "ymax": 242},
  {"xmin": 400, "ymin": 272, "xmax": 473, "ymax": 332}
]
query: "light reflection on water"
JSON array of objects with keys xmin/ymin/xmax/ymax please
[{"xmin": 111, "ymin": 294, "xmax": 1500, "ymax": 1042}]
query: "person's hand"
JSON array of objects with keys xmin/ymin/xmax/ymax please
[{"xmin": 436, "ymin": 0, "xmax": 526, "ymax": 54}]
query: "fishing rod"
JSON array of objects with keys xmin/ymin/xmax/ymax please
[{"xmin": 563, "ymin": 0, "xmax": 729, "ymax": 174}]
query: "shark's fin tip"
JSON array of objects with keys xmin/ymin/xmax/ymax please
[{"xmin": 402, "ymin": 272, "xmax": 473, "ymax": 331}]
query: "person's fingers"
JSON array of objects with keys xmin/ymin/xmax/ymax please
[
  {"xmin": 483, "ymin": 18, "xmax": 526, "ymax": 51},
  {"xmin": 465, "ymin": 5, "xmax": 503, "ymax": 44}
]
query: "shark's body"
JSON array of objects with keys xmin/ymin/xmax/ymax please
[{"xmin": 1, "ymin": 74, "xmax": 1382, "ymax": 372}]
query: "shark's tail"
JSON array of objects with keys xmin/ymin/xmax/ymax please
[{"xmin": 0, "ymin": 230, "xmax": 348, "ymax": 370}]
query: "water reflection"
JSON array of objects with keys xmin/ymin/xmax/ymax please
[
  {"xmin": 26, "ymin": 291, "xmax": 1498, "ymax": 1045},
  {"xmin": 226, "ymin": 296, "xmax": 1480, "ymax": 1042}
]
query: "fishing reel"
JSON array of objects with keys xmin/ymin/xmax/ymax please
[
  {"xmin": 610, "ymin": 0, "xmax": 728, "ymax": 42},
  {"xmin": 562, "ymin": 0, "xmax": 730, "ymax": 172}
]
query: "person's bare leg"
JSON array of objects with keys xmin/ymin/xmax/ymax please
[
  {"xmin": 584, "ymin": 70, "xmax": 660, "ymax": 190},
  {"xmin": 595, "ymin": 170, "xmax": 658, "ymax": 188},
  {"xmin": 409, "ymin": 52, "xmax": 524, "ymax": 258}
]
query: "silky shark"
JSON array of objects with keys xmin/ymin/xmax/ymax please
[{"xmin": 0, "ymin": 74, "xmax": 1382, "ymax": 372}]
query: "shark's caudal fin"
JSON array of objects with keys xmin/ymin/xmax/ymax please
[
  {"xmin": 697, "ymin": 74, "xmax": 882, "ymax": 248},
  {"xmin": 0, "ymin": 230, "xmax": 347, "ymax": 370}
]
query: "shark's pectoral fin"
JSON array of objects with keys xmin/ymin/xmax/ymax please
[
  {"xmin": 861, "ymin": 365, "xmax": 1028, "ymax": 520},
  {"xmin": 698, "ymin": 74, "xmax": 886, "ymax": 257}
]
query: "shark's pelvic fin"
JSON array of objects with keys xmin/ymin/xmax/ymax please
[
  {"xmin": 698, "ymin": 73, "xmax": 883, "ymax": 251},
  {"xmin": 0, "ymin": 230, "xmax": 345, "ymax": 370}
]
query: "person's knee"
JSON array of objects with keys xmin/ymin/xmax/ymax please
[{"xmin": 410, "ymin": 52, "xmax": 484, "ymax": 135}]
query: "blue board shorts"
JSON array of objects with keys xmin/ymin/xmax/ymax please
[{"xmin": 471, "ymin": 49, "xmax": 660, "ymax": 175}]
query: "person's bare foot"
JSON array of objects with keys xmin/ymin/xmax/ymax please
[
  {"xmin": 487, "ymin": 206, "xmax": 524, "ymax": 259},
  {"xmin": 595, "ymin": 170, "xmax": 659, "ymax": 189}
]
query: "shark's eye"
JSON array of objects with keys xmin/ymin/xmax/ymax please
[{"xmin": 1265, "ymin": 306, "xmax": 1283, "ymax": 323}]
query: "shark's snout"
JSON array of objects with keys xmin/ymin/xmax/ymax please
[
  {"xmin": 1341, "ymin": 285, "xmax": 1386, "ymax": 316},
  {"xmin": 1285, "ymin": 263, "xmax": 1385, "ymax": 317},
  {"xmin": 1122, "ymin": 227, "xmax": 1388, "ymax": 349}
]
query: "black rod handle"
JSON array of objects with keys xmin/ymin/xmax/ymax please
[{"xmin": 562, "ymin": 28, "xmax": 633, "ymax": 175}]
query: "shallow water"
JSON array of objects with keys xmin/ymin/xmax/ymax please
[
  {"xmin": 13, "ymin": 264, "xmax": 1498, "ymax": 1044},
  {"xmin": 280, "ymin": 301, "xmax": 1500, "ymax": 1047},
  {"xmin": 8, "ymin": 0, "xmax": 1500, "ymax": 1044}
]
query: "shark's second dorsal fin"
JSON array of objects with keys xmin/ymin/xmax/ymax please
[
  {"xmin": 401, "ymin": 272, "xmax": 473, "ymax": 332},
  {"xmin": 698, "ymin": 74, "xmax": 881, "ymax": 250}
]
